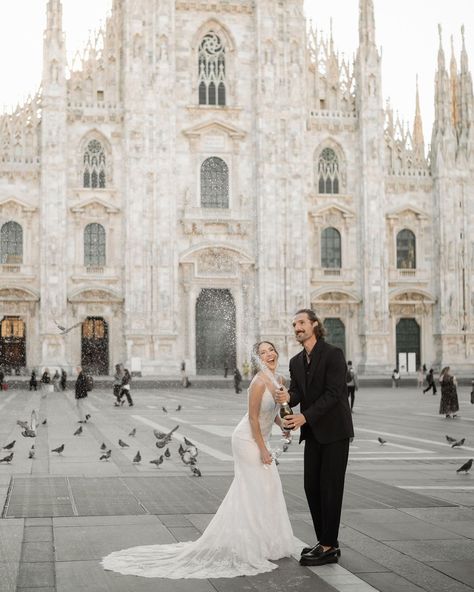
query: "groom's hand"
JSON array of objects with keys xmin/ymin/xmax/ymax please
[
  {"xmin": 283, "ymin": 413, "xmax": 306, "ymax": 431},
  {"xmin": 274, "ymin": 387, "xmax": 290, "ymax": 405}
]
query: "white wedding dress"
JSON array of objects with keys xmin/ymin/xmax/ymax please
[{"xmin": 102, "ymin": 387, "xmax": 298, "ymax": 579}]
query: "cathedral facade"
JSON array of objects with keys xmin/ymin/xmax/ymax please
[{"xmin": 0, "ymin": 0, "xmax": 473, "ymax": 376}]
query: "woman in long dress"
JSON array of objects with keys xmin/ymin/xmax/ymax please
[
  {"xmin": 439, "ymin": 366, "xmax": 459, "ymax": 418},
  {"xmin": 102, "ymin": 341, "xmax": 298, "ymax": 579}
]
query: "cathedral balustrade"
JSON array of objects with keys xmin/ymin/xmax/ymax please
[
  {"xmin": 0, "ymin": 264, "xmax": 36, "ymax": 280},
  {"xmin": 308, "ymin": 110, "xmax": 358, "ymax": 132},
  {"xmin": 311, "ymin": 267, "xmax": 355, "ymax": 284},
  {"xmin": 388, "ymin": 268, "xmax": 429, "ymax": 284}
]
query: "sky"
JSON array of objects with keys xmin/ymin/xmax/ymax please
[{"xmin": 0, "ymin": 0, "xmax": 472, "ymax": 140}]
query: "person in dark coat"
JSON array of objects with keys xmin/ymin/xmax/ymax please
[
  {"xmin": 276, "ymin": 309, "xmax": 353, "ymax": 567},
  {"xmin": 29, "ymin": 370, "xmax": 37, "ymax": 391},
  {"xmin": 119, "ymin": 368, "xmax": 134, "ymax": 406},
  {"xmin": 233, "ymin": 368, "xmax": 242, "ymax": 393},
  {"xmin": 60, "ymin": 369, "xmax": 67, "ymax": 391},
  {"xmin": 75, "ymin": 367, "xmax": 88, "ymax": 423},
  {"xmin": 438, "ymin": 367, "xmax": 459, "ymax": 418},
  {"xmin": 423, "ymin": 368, "xmax": 437, "ymax": 395}
]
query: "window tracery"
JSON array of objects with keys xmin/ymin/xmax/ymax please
[
  {"xmin": 198, "ymin": 32, "xmax": 226, "ymax": 106},
  {"xmin": 200, "ymin": 157, "xmax": 229, "ymax": 208},
  {"xmin": 84, "ymin": 223, "xmax": 106, "ymax": 266},
  {"xmin": 83, "ymin": 140, "xmax": 106, "ymax": 188},
  {"xmin": 0, "ymin": 221, "xmax": 23, "ymax": 264},
  {"xmin": 321, "ymin": 227, "xmax": 341, "ymax": 268},
  {"xmin": 318, "ymin": 148, "xmax": 340, "ymax": 194}
]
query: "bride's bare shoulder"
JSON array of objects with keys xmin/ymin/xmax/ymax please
[{"xmin": 249, "ymin": 373, "xmax": 266, "ymax": 394}]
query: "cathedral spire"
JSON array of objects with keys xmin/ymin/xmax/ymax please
[
  {"xmin": 413, "ymin": 75, "xmax": 425, "ymax": 157},
  {"xmin": 359, "ymin": 0, "xmax": 376, "ymax": 48},
  {"xmin": 433, "ymin": 25, "xmax": 452, "ymax": 136},
  {"xmin": 43, "ymin": 0, "xmax": 66, "ymax": 87},
  {"xmin": 46, "ymin": 0, "xmax": 63, "ymax": 35}
]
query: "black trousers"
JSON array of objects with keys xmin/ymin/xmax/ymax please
[
  {"xmin": 423, "ymin": 383, "xmax": 437, "ymax": 395},
  {"xmin": 304, "ymin": 435, "xmax": 350, "ymax": 547},
  {"xmin": 347, "ymin": 386, "xmax": 355, "ymax": 409}
]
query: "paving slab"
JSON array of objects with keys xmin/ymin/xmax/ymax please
[
  {"xmin": 16, "ymin": 562, "xmax": 55, "ymax": 588},
  {"xmin": 384, "ymin": 539, "xmax": 474, "ymax": 562},
  {"xmin": 23, "ymin": 526, "xmax": 53, "ymax": 542},
  {"xmin": 360, "ymin": 572, "xmax": 427, "ymax": 592},
  {"xmin": 427, "ymin": 561, "xmax": 474, "ymax": 588},
  {"xmin": 21, "ymin": 541, "xmax": 54, "ymax": 563},
  {"xmin": 0, "ymin": 561, "xmax": 19, "ymax": 592}
]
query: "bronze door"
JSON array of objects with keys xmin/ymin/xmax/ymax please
[{"xmin": 81, "ymin": 317, "xmax": 109, "ymax": 375}]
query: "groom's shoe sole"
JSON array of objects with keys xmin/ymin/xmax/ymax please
[
  {"xmin": 300, "ymin": 554, "xmax": 338, "ymax": 566},
  {"xmin": 301, "ymin": 545, "xmax": 341, "ymax": 557}
]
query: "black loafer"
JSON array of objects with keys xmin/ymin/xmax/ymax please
[
  {"xmin": 300, "ymin": 546, "xmax": 339, "ymax": 566},
  {"xmin": 301, "ymin": 544, "xmax": 341, "ymax": 557}
]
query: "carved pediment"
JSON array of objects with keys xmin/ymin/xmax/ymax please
[
  {"xmin": 68, "ymin": 289, "xmax": 123, "ymax": 303},
  {"xmin": 196, "ymin": 248, "xmax": 237, "ymax": 276},
  {"xmin": 390, "ymin": 290, "xmax": 435, "ymax": 304},
  {"xmin": 311, "ymin": 204, "xmax": 355, "ymax": 220},
  {"xmin": 182, "ymin": 119, "xmax": 246, "ymax": 141},
  {"xmin": 0, "ymin": 197, "xmax": 37, "ymax": 215},
  {"xmin": 70, "ymin": 198, "xmax": 120, "ymax": 215},
  {"xmin": 312, "ymin": 290, "xmax": 360, "ymax": 304},
  {"xmin": 386, "ymin": 205, "xmax": 428, "ymax": 221},
  {"xmin": 0, "ymin": 287, "xmax": 39, "ymax": 301}
]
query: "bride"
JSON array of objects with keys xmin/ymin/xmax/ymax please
[{"xmin": 102, "ymin": 341, "xmax": 298, "ymax": 579}]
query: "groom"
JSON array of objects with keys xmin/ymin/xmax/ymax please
[{"xmin": 277, "ymin": 309, "xmax": 354, "ymax": 566}]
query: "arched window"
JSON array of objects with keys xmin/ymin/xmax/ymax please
[
  {"xmin": 397, "ymin": 229, "xmax": 416, "ymax": 269},
  {"xmin": 198, "ymin": 32, "xmax": 226, "ymax": 106},
  {"xmin": 324, "ymin": 318, "xmax": 346, "ymax": 355},
  {"xmin": 84, "ymin": 223, "xmax": 106, "ymax": 266},
  {"xmin": 83, "ymin": 140, "xmax": 106, "ymax": 188},
  {"xmin": 318, "ymin": 148, "xmax": 340, "ymax": 194},
  {"xmin": 0, "ymin": 221, "xmax": 23, "ymax": 264},
  {"xmin": 200, "ymin": 157, "xmax": 229, "ymax": 208},
  {"xmin": 321, "ymin": 227, "xmax": 341, "ymax": 268}
]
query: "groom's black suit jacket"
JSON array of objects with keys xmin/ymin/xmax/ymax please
[{"xmin": 289, "ymin": 338, "xmax": 354, "ymax": 444}]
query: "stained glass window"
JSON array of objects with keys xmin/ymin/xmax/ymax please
[
  {"xmin": 83, "ymin": 140, "xmax": 106, "ymax": 188},
  {"xmin": 397, "ymin": 229, "xmax": 416, "ymax": 269},
  {"xmin": 84, "ymin": 223, "xmax": 106, "ymax": 266},
  {"xmin": 318, "ymin": 148, "xmax": 340, "ymax": 194},
  {"xmin": 201, "ymin": 157, "xmax": 229, "ymax": 208},
  {"xmin": 0, "ymin": 221, "xmax": 23, "ymax": 264},
  {"xmin": 321, "ymin": 227, "xmax": 342, "ymax": 268},
  {"xmin": 198, "ymin": 32, "xmax": 226, "ymax": 106}
]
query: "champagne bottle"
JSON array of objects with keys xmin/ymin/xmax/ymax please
[{"xmin": 279, "ymin": 401, "xmax": 293, "ymax": 421}]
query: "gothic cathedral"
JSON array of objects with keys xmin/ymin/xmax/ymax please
[{"xmin": 0, "ymin": 0, "xmax": 473, "ymax": 376}]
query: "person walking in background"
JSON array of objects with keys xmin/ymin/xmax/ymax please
[
  {"xmin": 75, "ymin": 367, "xmax": 88, "ymax": 423},
  {"xmin": 180, "ymin": 361, "xmax": 190, "ymax": 388},
  {"xmin": 113, "ymin": 364, "xmax": 123, "ymax": 406},
  {"xmin": 224, "ymin": 359, "xmax": 229, "ymax": 378},
  {"xmin": 233, "ymin": 367, "xmax": 242, "ymax": 394},
  {"xmin": 423, "ymin": 368, "xmax": 437, "ymax": 395},
  {"xmin": 120, "ymin": 368, "xmax": 134, "ymax": 407},
  {"xmin": 29, "ymin": 370, "xmax": 37, "ymax": 391},
  {"xmin": 416, "ymin": 366, "xmax": 424, "ymax": 388},
  {"xmin": 439, "ymin": 367, "xmax": 459, "ymax": 418},
  {"xmin": 41, "ymin": 368, "xmax": 52, "ymax": 397},
  {"xmin": 346, "ymin": 361, "xmax": 358, "ymax": 411},
  {"xmin": 60, "ymin": 369, "xmax": 67, "ymax": 391},
  {"xmin": 52, "ymin": 370, "xmax": 60, "ymax": 392},
  {"xmin": 391, "ymin": 369, "xmax": 401, "ymax": 388}
]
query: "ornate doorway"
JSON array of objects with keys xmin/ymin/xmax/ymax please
[
  {"xmin": 196, "ymin": 289, "xmax": 236, "ymax": 375},
  {"xmin": 324, "ymin": 317, "xmax": 346, "ymax": 356},
  {"xmin": 0, "ymin": 316, "xmax": 26, "ymax": 371},
  {"xmin": 396, "ymin": 318, "xmax": 420, "ymax": 372},
  {"xmin": 81, "ymin": 317, "xmax": 109, "ymax": 375}
]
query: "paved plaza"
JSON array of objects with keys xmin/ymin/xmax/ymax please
[{"xmin": 0, "ymin": 382, "xmax": 473, "ymax": 591}]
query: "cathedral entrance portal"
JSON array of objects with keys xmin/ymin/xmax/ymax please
[
  {"xmin": 0, "ymin": 316, "xmax": 26, "ymax": 371},
  {"xmin": 324, "ymin": 318, "xmax": 346, "ymax": 356},
  {"xmin": 196, "ymin": 289, "xmax": 236, "ymax": 375},
  {"xmin": 81, "ymin": 317, "xmax": 109, "ymax": 375},
  {"xmin": 396, "ymin": 318, "xmax": 420, "ymax": 373}
]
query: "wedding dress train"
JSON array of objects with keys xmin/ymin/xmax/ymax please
[{"xmin": 102, "ymin": 388, "xmax": 298, "ymax": 578}]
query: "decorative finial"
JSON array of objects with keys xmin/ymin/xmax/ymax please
[{"xmin": 438, "ymin": 24, "xmax": 442, "ymax": 44}]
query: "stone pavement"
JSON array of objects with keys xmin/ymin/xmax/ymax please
[{"xmin": 0, "ymin": 385, "xmax": 473, "ymax": 591}]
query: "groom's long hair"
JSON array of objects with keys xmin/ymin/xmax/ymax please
[{"xmin": 295, "ymin": 308, "xmax": 326, "ymax": 339}]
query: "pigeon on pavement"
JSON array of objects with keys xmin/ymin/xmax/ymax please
[
  {"xmin": 445, "ymin": 435, "xmax": 457, "ymax": 444},
  {"xmin": 164, "ymin": 447, "xmax": 171, "ymax": 459},
  {"xmin": 184, "ymin": 437, "xmax": 194, "ymax": 447},
  {"xmin": 118, "ymin": 439, "xmax": 129, "ymax": 448},
  {"xmin": 162, "ymin": 406, "xmax": 168, "ymax": 413},
  {"xmin": 456, "ymin": 459, "xmax": 473, "ymax": 474},
  {"xmin": 452, "ymin": 438, "xmax": 466, "ymax": 448},
  {"xmin": 100, "ymin": 450, "xmax": 112, "ymax": 461},
  {"xmin": 150, "ymin": 455, "xmax": 164, "ymax": 467},
  {"xmin": 133, "ymin": 451, "xmax": 141, "ymax": 463},
  {"xmin": 51, "ymin": 444, "xmax": 65, "ymax": 454},
  {"xmin": 378, "ymin": 437, "xmax": 387, "ymax": 445},
  {"xmin": 28, "ymin": 446, "xmax": 35, "ymax": 459},
  {"xmin": 73, "ymin": 426, "xmax": 83, "ymax": 436},
  {"xmin": 41, "ymin": 419, "xmax": 47, "ymax": 426},
  {"xmin": 176, "ymin": 404, "xmax": 182, "ymax": 412},
  {"xmin": 0, "ymin": 452, "xmax": 14, "ymax": 463},
  {"xmin": 100, "ymin": 443, "xmax": 107, "ymax": 451},
  {"xmin": 129, "ymin": 428, "xmax": 136, "ymax": 437},
  {"xmin": 191, "ymin": 467, "xmax": 202, "ymax": 477},
  {"xmin": 2, "ymin": 440, "xmax": 16, "ymax": 450}
]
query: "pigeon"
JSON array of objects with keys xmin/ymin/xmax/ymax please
[
  {"xmin": 184, "ymin": 437, "xmax": 194, "ymax": 447},
  {"xmin": 53, "ymin": 319, "xmax": 82, "ymax": 335},
  {"xmin": 2, "ymin": 440, "xmax": 16, "ymax": 450},
  {"xmin": 445, "ymin": 435, "xmax": 457, "ymax": 444},
  {"xmin": 17, "ymin": 420, "xmax": 29, "ymax": 430},
  {"xmin": 378, "ymin": 437, "xmax": 387, "ymax": 445},
  {"xmin": 162, "ymin": 406, "xmax": 168, "ymax": 413},
  {"xmin": 0, "ymin": 452, "xmax": 14, "ymax": 463},
  {"xmin": 191, "ymin": 467, "xmax": 202, "ymax": 477},
  {"xmin": 133, "ymin": 451, "xmax": 141, "ymax": 463},
  {"xmin": 85, "ymin": 414, "xmax": 91, "ymax": 421},
  {"xmin": 164, "ymin": 447, "xmax": 171, "ymax": 459},
  {"xmin": 128, "ymin": 428, "xmax": 136, "ymax": 437},
  {"xmin": 150, "ymin": 455, "xmax": 164, "ymax": 467},
  {"xmin": 176, "ymin": 404, "xmax": 182, "ymax": 412},
  {"xmin": 155, "ymin": 440, "xmax": 167, "ymax": 449},
  {"xmin": 118, "ymin": 439, "xmax": 129, "ymax": 448},
  {"xmin": 99, "ymin": 450, "xmax": 112, "ymax": 461},
  {"xmin": 178, "ymin": 444, "xmax": 185, "ymax": 456},
  {"xmin": 153, "ymin": 429, "xmax": 166, "ymax": 439},
  {"xmin": 51, "ymin": 444, "xmax": 65, "ymax": 454},
  {"xmin": 73, "ymin": 426, "xmax": 83, "ymax": 436},
  {"xmin": 456, "ymin": 459, "xmax": 473, "ymax": 474},
  {"xmin": 452, "ymin": 438, "xmax": 466, "ymax": 448},
  {"xmin": 21, "ymin": 428, "xmax": 36, "ymax": 438},
  {"xmin": 41, "ymin": 419, "xmax": 47, "ymax": 426},
  {"xmin": 100, "ymin": 443, "xmax": 107, "ymax": 451},
  {"xmin": 187, "ymin": 445, "xmax": 198, "ymax": 458},
  {"xmin": 28, "ymin": 446, "xmax": 35, "ymax": 459},
  {"xmin": 181, "ymin": 450, "xmax": 197, "ymax": 466}
]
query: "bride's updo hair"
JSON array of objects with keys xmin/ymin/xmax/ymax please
[{"xmin": 250, "ymin": 341, "xmax": 279, "ymax": 376}]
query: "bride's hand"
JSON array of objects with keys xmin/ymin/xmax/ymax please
[{"xmin": 260, "ymin": 448, "xmax": 273, "ymax": 465}]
